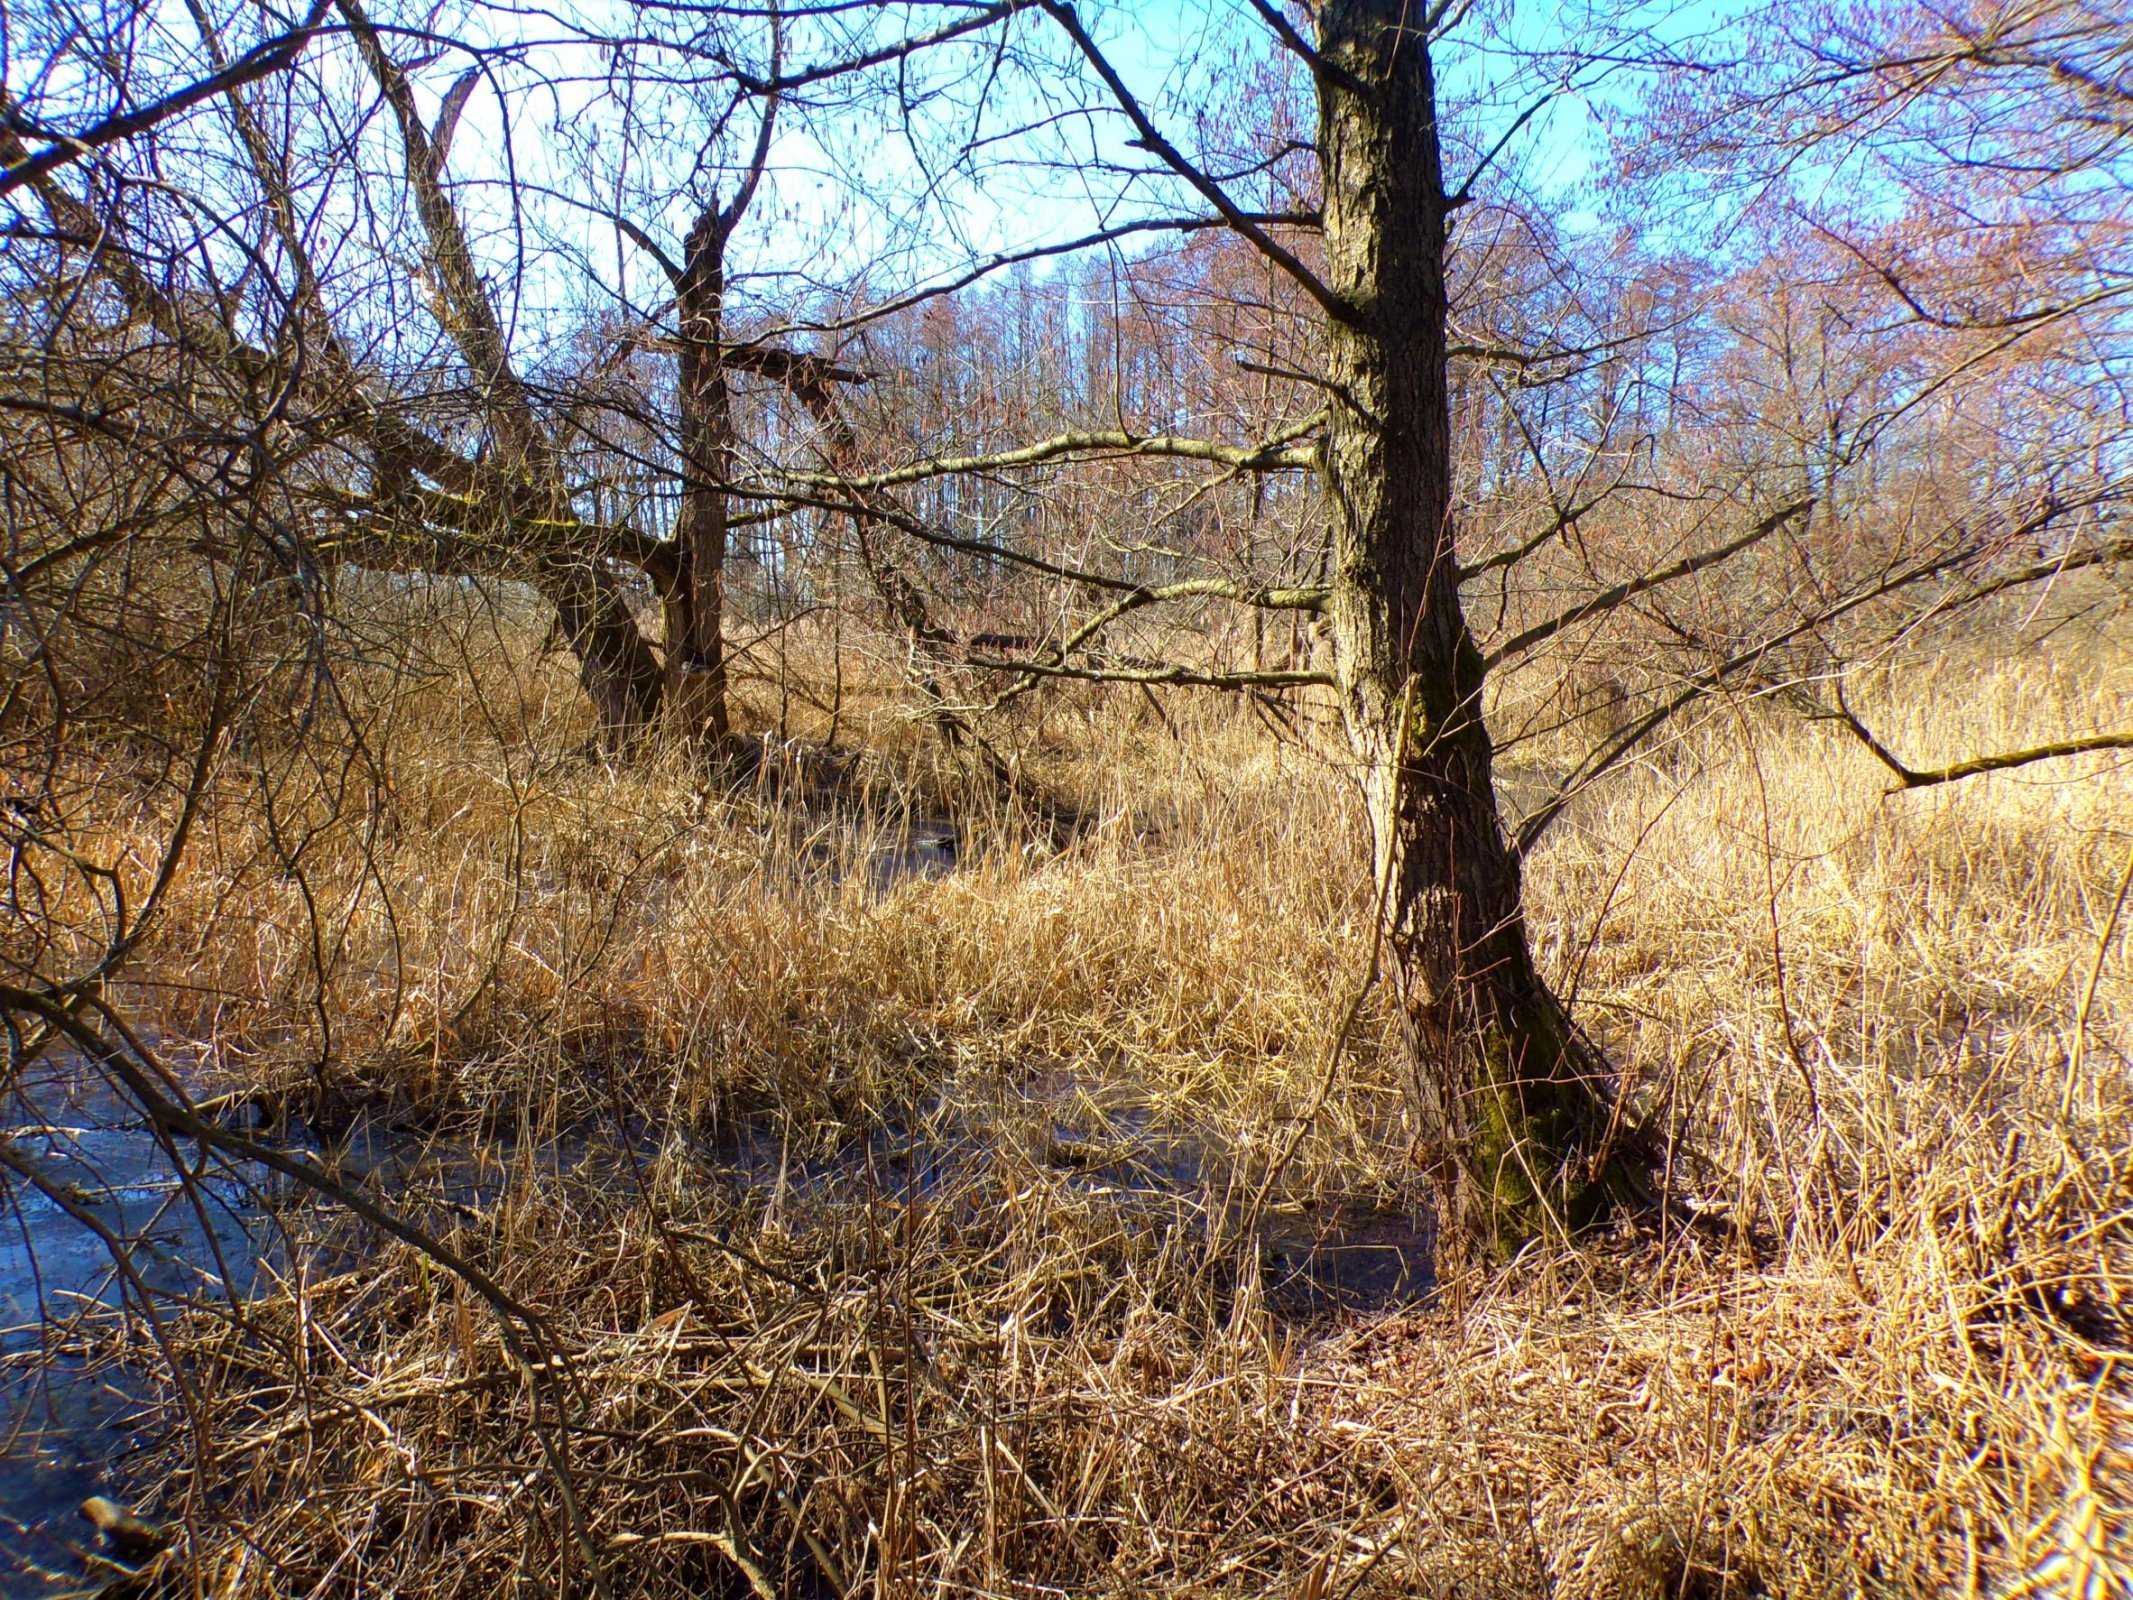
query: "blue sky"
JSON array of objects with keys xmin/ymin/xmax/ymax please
[
  {"xmin": 408, "ymin": 0, "xmax": 1729, "ymax": 338},
  {"xmin": 2, "ymin": 0, "xmax": 1751, "ymax": 358}
]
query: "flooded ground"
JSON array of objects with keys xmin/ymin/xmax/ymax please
[
  {"xmin": 1, "ymin": 1060, "xmax": 281, "ymax": 1597},
  {"xmin": 859, "ymin": 818, "xmax": 961, "ymax": 891},
  {"xmin": 0, "ymin": 1054, "xmax": 1430, "ymax": 1597},
  {"xmin": 0, "ymin": 813, "xmax": 1426, "ymax": 1596}
]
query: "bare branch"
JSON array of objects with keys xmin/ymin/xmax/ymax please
[
  {"xmin": 1820, "ymin": 686, "xmax": 2133, "ymax": 790},
  {"xmin": 0, "ymin": 0, "xmax": 333, "ymax": 198},
  {"xmin": 963, "ymin": 655, "xmax": 1332, "ymax": 690},
  {"xmin": 774, "ymin": 212, "xmax": 1319, "ymax": 336},
  {"xmin": 1514, "ymin": 529, "xmax": 2133, "ymax": 855},
  {"xmin": 1483, "ymin": 498, "xmax": 1813, "ymax": 668},
  {"xmin": 1038, "ymin": 0, "xmax": 1350, "ymax": 324},
  {"xmin": 771, "ymin": 420, "xmax": 1321, "ymax": 495}
]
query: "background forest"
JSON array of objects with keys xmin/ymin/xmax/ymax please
[{"xmin": 0, "ymin": 0, "xmax": 2127, "ymax": 1595}]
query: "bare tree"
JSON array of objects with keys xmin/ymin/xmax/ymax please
[
  {"xmin": 728, "ymin": 0, "xmax": 2130, "ymax": 1248},
  {"xmin": 6, "ymin": 0, "xmax": 2126, "ymax": 1260}
]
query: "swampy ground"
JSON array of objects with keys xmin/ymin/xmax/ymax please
[{"xmin": 3, "ymin": 624, "xmax": 2129, "ymax": 1599}]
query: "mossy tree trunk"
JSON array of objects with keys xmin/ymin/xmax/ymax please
[
  {"xmin": 542, "ymin": 559, "xmax": 668, "ymax": 749},
  {"xmin": 1317, "ymin": 0, "xmax": 1637, "ymax": 1255}
]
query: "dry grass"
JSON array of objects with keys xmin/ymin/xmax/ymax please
[{"xmin": 14, "ymin": 608, "xmax": 2132, "ymax": 1598}]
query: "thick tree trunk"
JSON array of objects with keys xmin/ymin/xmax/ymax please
[
  {"xmin": 668, "ymin": 209, "xmax": 735, "ymax": 745},
  {"xmin": 367, "ymin": 429, "xmax": 666, "ymax": 747},
  {"xmin": 1317, "ymin": 0, "xmax": 1634, "ymax": 1254},
  {"xmin": 542, "ymin": 558, "xmax": 667, "ymax": 749}
]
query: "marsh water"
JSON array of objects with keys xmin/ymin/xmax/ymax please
[
  {"xmin": 1, "ymin": 1059, "xmax": 277, "ymax": 1596},
  {"xmin": 0, "ymin": 821, "xmax": 1429, "ymax": 1598},
  {"xmin": 1, "ymin": 1062, "xmax": 1430, "ymax": 1596}
]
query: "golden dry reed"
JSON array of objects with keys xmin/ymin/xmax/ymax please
[{"xmin": 25, "ymin": 609, "xmax": 2133, "ymax": 1599}]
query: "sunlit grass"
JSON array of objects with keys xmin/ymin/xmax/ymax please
[{"xmin": 16, "ymin": 610, "xmax": 2129, "ymax": 1597}]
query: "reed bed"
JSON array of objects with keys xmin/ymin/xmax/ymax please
[{"xmin": 11, "ymin": 613, "xmax": 2129, "ymax": 1598}]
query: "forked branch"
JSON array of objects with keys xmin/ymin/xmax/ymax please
[{"xmin": 1820, "ymin": 684, "xmax": 2133, "ymax": 790}]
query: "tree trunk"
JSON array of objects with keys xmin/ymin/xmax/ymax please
[
  {"xmin": 1316, "ymin": 0, "xmax": 1636, "ymax": 1255},
  {"xmin": 542, "ymin": 558, "xmax": 667, "ymax": 750},
  {"xmin": 338, "ymin": 0, "xmax": 668, "ymax": 751},
  {"xmin": 668, "ymin": 208, "xmax": 735, "ymax": 744}
]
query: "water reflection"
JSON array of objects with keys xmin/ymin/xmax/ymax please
[
  {"xmin": 1, "ymin": 1053, "xmax": 1429, "ymax": 1596},
  {"xmin": 1, "ymin": 1058, "xmax": 276, "ymax": 1597}
]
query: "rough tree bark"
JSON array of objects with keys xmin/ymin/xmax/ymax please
[
  {"xmin": 1317, "ymin": 0, "xmax": 1640, "ymax": 1254},
  {"xmin": 668, "ymin": 207, "xmax": 737, "ymax": 744},
  {"xmin": 541, "ymin": 560, "xmax": 668, "ymax": 745}
]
